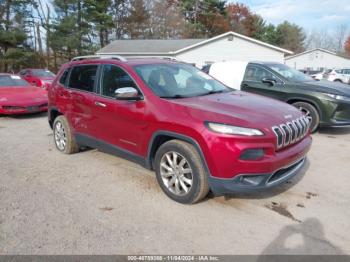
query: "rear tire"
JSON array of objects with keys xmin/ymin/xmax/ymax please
[
  {"xmin": 154, "ymin": 140, "xmax": 209, "ymax": 204},
  {"xmin": 53, "ymin": 115, "xmax": 79, "ymax": 154},
  {"xmin": 292, "ymin": 102, "xmax": 320, "ymax": 133}
]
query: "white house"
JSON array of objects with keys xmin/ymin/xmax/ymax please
[
  {"xmin": 96, "ymin": 31, "xmax": 293, "ymax": 68},
  {"xmin": 285, "ymin": 48, "xmax": 350, "ymax": 71}
]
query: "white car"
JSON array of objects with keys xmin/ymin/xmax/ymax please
[
  {"xmin": 310, "ymin": 71, "xmax": 325, "ymax": 80},
  {"xmin": 323, "ymin": 69, "xmax": 350, "ymax": 84}
]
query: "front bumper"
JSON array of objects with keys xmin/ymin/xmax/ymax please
[
  {"xmin": 321, "ymin": 120, "xmax": 350, "ymax": 128},
  {"xmin": 209, "ymin": 157, "xmax": 306, "ymax": 195},
  {"xmin": 0, "ymin": 103, "xmax": 48, "ymax": 115},
  {"xmin": 320, "ymin": 100, "xmax": 350, "ymax": 127}
]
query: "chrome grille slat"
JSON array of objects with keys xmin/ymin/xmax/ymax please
[
  {"xmin": 287, "ymin": 122, "xmax": 297, "ymax": 143},
  {"xmin": 272, "ymin": 116, "xmax": 309, "ymax": 150}
]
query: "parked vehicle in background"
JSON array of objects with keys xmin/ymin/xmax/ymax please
[
  {"xmin": 310, "ymin": 71, "xmax": 325, "ymax": 80},
  {"xmin": 19, "ymin": 68, "xmax": 55, "ymax": 89},
  {"xmin": 0, "ymin": 74, "xmax": 48, "ymax": 115},
  {"xmin": 209, "ymin": 61, "xmax": 350, "ymax": 132},
  {"xmin": 48, "ymin": 56, "xmax": 312, "ymax": 204},
  {"xmin": 323, "ymin": 68, "xmax": 350, "ymax": 84}
]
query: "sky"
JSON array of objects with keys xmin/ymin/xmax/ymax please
[{"xmin": 228, "ymin": 0, "xmax": 350, "ymax": 33}]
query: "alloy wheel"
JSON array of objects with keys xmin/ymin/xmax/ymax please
[
  {"xmin": 54, "ymin": 121, "xmax": 67, "ymax": 151},
  {"xmin": 298, "ymin": 106, "xmax": 312, "ymax": 122},
  {"xmin": 160, "ymin": 151, "xmax": 193, "ymax": 196}
]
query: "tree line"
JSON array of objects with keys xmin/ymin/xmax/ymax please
[{"xmin": 0, "ymin": 0, "xmax": 349, "ymax": 72}]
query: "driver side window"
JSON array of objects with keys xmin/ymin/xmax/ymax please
[
  {"xmin": 244, "ymin": 66, "xmax": 280, "ymax": 83},
  {"xmin": 100, "ymin": 65, "xmax": 137, "ymax": 98}
]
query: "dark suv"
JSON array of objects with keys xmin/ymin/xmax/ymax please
[
  {"xmin": 48, "ymin": 56, "xmax": 312, "ymax": 204},
  {"xmin": 209, "ymin": 61, "xmax": 350, "ymax": 132}
]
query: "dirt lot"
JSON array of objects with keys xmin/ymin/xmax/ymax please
[{"xmin": 0, "ymin": 113, "xmax": 350, "ymax": 255}]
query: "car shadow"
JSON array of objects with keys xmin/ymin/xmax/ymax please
[
  {"xmin": 318, "ymin": 126, "xmax": 350, "ymax": 135},
  {"xmin": 1, "ymin": 112, "xmax": 47, "ymax": 119},
  {"xmin": 257, "ymin": 218, "xmax": 344, "ymax": 257},
  {"xmin": 206, "ymin": 158, "xmax": 310, "ymax": 201}
]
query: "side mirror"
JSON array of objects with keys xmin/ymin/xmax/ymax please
[
  {"xmin": 115, "ymin": 87, "xmax": 142, "ymax": 100},
  {"xmin": 261, "ymin": 78, "xmax": 276, "ymax": 86}
]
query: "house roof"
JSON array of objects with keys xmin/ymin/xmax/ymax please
[
  {"xmin": 97, "ymin": 39, "xmax": 205, "ymax": 54},
  {"xmin": 97, "ymin": 31, "xmax": 293, "ymax": 55},
  {"xmin": 285, "ymin": 48, "xmax": 349, "ymax": 60}
]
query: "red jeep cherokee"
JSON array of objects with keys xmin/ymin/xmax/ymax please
[{"xmin": 48, "ymin": 56, "xmax": 312, "ymax": 204}]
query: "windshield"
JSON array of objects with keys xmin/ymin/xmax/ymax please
[
  {"xmin": 0, "ymin": 75, "xmax": 30, "ymax": 87},
  {"xmin": 267, "ymin": 63, "xmax": 314, "ymax": 82},
  {"xmin": 32, "ymin": 69, "xmax": 55, "ymax": 77},
  {"xmin": 133, "ymin": 63, "xmax": 230, "ymax": 98}
]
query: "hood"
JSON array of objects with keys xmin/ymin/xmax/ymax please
[
  {"xmin": 0, "ymin": 86, "xmax": 48, "ymax": 104},
  {"xmin": 296, "ymin": 80, "xmax": 350, "ymax": 97},
  {"xmin": 169, "ymin": 91, "xmax": 303, "ymax": 128}
]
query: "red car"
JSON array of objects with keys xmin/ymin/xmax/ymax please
[
  {"xmin": 48, "ymin": 56, "xmax": 312, "ymax": 204},
  {"xmin": 0, "ymin": 74, "xmax": 48, "ymax": 115},
  {"xmin": 19, "ymin": 68, "xmax": 55, "ymax": 89}
]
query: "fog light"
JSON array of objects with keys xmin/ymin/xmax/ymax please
[
  {"xmin": 240, "ymin": 149, "xmax": 265, "ymax": 160},
  {"xmin": 240, "ymin": 175, "xmax": 265, "ymax": 186}
]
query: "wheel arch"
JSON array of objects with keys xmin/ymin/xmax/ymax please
[
  {"xmin": 48, "ymin": 107, "xmax": 62, "ymax": 129},
  {"xmin": 146, "ymin": 131, "xmax": 211, "ymax": 176},
  {"xmin": 286, "ymin": 97, "xmax": 323, "ymax": 120}
]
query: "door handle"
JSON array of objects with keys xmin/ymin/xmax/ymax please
[{"xmin": 95, "ymin": 101, "xmax": 107, "ymax": 108}]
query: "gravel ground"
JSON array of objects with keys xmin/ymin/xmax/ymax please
[{"xmin": 0, "ymin": 113, "xmax": 350, "ymax": 255}]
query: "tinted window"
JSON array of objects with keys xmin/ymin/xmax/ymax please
[
  {"xmin": 134, "ymin": 63, "xmax": 229, "ymax": 98},
  {"xmin": 0, "ymin": 75, "xmax": 30, "ymax": 87},
  {"xmin": 267, "ymin": 63, "xmax": 314, "ymax": 82},
  {"xmin": 343, "ymin": 69, "xmax": 350, "ymax": 75},
  {"xmin": 68, "ymin": 65, "xmax": 98, "ymax": 92},
  {"xmin": 19, "ymin": 70, "xmax": 27, "ymax": 76},
  {"xmin": 244, "ymin": 66, "xmax": 281, "ymax": 83},
  {"xmin": 100, "ymin": 65, "xmax": 137, "ymax": 97},
  {"xmin": 59, "ymin": 69, "xmax": 69, "ymax": 86}
]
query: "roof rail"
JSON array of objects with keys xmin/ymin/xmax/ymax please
[
  {"xmin": 71, "ymin": 55, "xmax": 127, "ymax": 62},
  {"xmin": 127, "ymin": 56, "xmax": 179, "ymax": 61}
]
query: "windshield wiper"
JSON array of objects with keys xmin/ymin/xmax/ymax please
[
  {"xmin": 159, "ymin": 94, "xmax": 188, "ymax": 99},
  {"xmin": 199, "ymin": 90, "xmax": 227, "ymax": 96}
]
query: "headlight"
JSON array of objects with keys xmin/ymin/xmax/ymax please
[
  {"xmin": 206, "ymin": 122, "xmax": 264, "ymax": 136},
  {"xmin": 324, "ymin": 93, "xmax": 350, "ymax": 102}
]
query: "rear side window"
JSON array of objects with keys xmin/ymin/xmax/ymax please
[
  {"xmin": 59, "ymin": 69, "xmax": 69, "ymax": 86},
  {"xmin": 19, "ymin": 70, "xmax": 27, "ymax": 76},
  {"xmin": 68, "ymin": 65, "xmax": 98, "ymax": 92}
]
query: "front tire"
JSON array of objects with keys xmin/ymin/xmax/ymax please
[
  {"xmin": 292, "ymin": 102, "xmax": 320, "ymax": 133},
  {"xmin": 53, "ymin": 115, "xmax": 79, "ymax": 154},
  {"xmin": 154, "ymin": 140, "xmax": 209, "ymax": 204}
]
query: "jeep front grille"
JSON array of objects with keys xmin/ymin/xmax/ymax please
[{"xmin": 272, "ymin": 116, "xmax": 310, "ymax": 149}]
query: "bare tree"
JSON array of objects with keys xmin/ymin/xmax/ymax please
[
  {"xmin": 35, "ymin": 0, "xmax": 52, "ymax": 67},
  {"xmin": 148, "ymin": 0, "xmax": 186, "ymax": 39},
  {"xmin": 305, "ymin": 29, "xmax": 336, "ymax": 51},
  {"xmin": 333, "ymin": 24, "xmax": 348, "ymax": 52}
]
